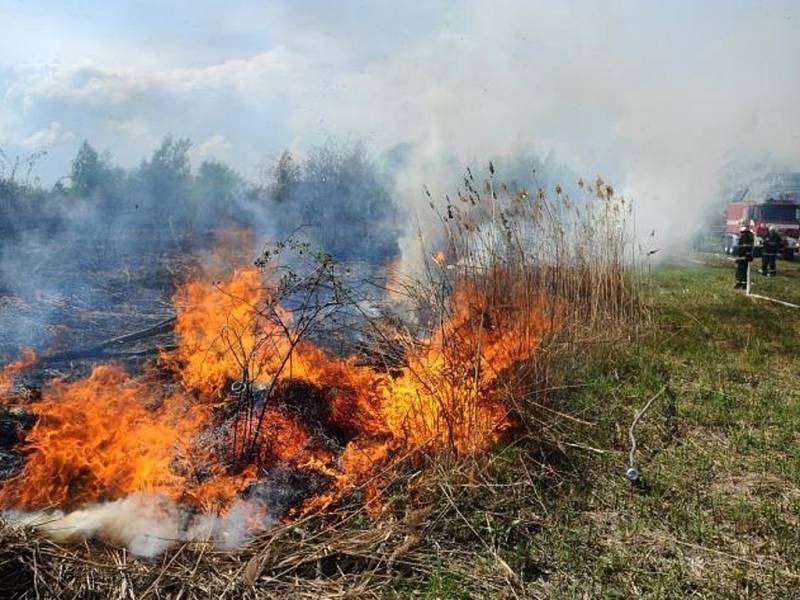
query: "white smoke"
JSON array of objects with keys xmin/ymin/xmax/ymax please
[
  {"xmin": 286, "ymin": 1, "xmax": 800, "ymax": 256},
  {"xmin": 3, "ymin": 2, "xmax": 799, "ymax": 257},
  {"xmin": 2, "ymin": 493, "xmax": 274, "ymax": 558}
]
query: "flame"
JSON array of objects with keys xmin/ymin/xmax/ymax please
[
  {"xmin": 0, "ymin": 243, "xmax": 553, "ymax": 529},
  {"xmin": 373, "ymin": 282, "xmax": 549, "ymax": 453},
  {"xmin": 0, "ymin": 365, "xmax": 209, "ymax": 509},
  {"xmin": 163, "ymin": 267, "xmax": 277, "ymax": 396},
  {"xmin": 0, "ymin": 348, "xmax": 36, "ymax": 400}
]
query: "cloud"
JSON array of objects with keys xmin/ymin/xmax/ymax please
[
  {"xmin": 112, "ymin": 118, "xmax": 154, "ymax": 142},
  {"xmin": 5, "ymin": 47, "xmax": 313, "ymax": 109},
  {"xmin": 0, "ymin": 43, "xmax": 331, "ymax": 179}
]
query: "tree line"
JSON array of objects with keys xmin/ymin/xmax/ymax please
[{"xmin": 0, "ymin": 137, "xmax": 401, "ymax": 263}]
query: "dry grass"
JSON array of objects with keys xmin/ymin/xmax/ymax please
[
  {"xmin": 392, "ymin": 167, "xmax": 646, "ymax": 455},
  {"xmin": 0, "ymin": 450, "xmax": 541, "ymax": 599},
  {"xmin": 0, "ymin": 509, "xmax": 401, "ymax": 599}
]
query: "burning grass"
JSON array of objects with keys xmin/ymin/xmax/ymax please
[
  {"xmin": 0, "ymin": 167, "xmax": 646, "ymax": 597},
  {"xmin": 0, "ymin": 349, "xmax": 36, "ymax": 398}
]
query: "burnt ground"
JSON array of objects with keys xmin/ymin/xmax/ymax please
[
  {"xmin": 0, "ymin": 406, "xmax": 35, "ymax": 480},
  {"xmin": 0, "ymin": 238, "xmax": 185, "ymax": 482},
  {"xmin": 0, "ymin": 232, "xmax": 397, "ymax": 380},
  {"xmin": 0, "ymin": 247, "xmax": 184, "ymax": 377}
]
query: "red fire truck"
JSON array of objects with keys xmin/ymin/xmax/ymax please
[{"xmin": 721, "ymin": 174, "xmax": 800, "ymax": 259}]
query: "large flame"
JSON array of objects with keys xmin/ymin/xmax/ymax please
[
  {"xmin": 163, "ymin": 266, "xmax": 273, "ymax": 396},
  {"xmin": 0, "ymin": 366, "xmax": 206, "ymax": 509},
  {"xmin": 0, "ymin": 249, "xmax": 551, "ymax": 526}
]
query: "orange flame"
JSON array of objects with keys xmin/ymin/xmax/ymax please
[
  {"xmin": 0, "ymin": 348, "xmax": 36, "ymax": 400},
  {"xmin": 163, "ymin": 267, "xmax": 277, "ymax": 396},
  {"xmin": 0, "ymin": 245, "xmax": 553, "ymax": 522},
  {"xmin": 0, "ymin": 365, "xmax": 208, "ymax": 509}
]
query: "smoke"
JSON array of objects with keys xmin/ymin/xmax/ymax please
[
  {"xmin": 5, "ymin": 3, "xmax": 799, "ymax": 256},
  {"xmin": 260, "ymin": 142, "xmax": 402, "ymax": 263},
  {"xmin": 283, "ymin": 1, "xmax": 800, "ymax": 254},
  {"xmin": 0, "ymin": 191, "xmax": 190, "ymax": 359},
  {"xmin": 0, "ymin": 136, "xmax": 403, "ymax": 361},
  {"xmin": 3, "ymin": 493, "xmax": 275, "ymax": 557}
]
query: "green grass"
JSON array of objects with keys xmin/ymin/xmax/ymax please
[{"xmin": 391, "ymin": 253, "xmax": 800, "ymax": 598}]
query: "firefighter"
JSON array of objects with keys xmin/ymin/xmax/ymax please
[
  {"xmin": 692, "ymin": 225, "xmax": 704, "ymax": 252},
  {"xmin": 760, "ymin": 226, "xmax": 782, "ymax": 277},
  {"xmin": 734, "ymin": 220, "xmax": 754, "ymax": 289}
]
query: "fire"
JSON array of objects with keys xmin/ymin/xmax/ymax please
[
  {"xmin": 163, "ymin": 266, "xmax": 276, "ymax": 396},
  {"xmin": 0, "ymin": 365, "xmax": 208, "ymax": 509},
  {"xmin": 374, "ymin": 282, "xmax": 549, "ymax": 453},
  {"xmin": 0, "ymin": 348, "xmax": 36, "ymax": 399},
  {"xmin": 0, "ymin": 244, "xmax": 553, "ymax": 532}
]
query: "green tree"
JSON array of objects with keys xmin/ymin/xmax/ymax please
[
  {"xmin": 69, "ymin": 141, "xmax": 122, "ymax": 198},
  {"xmin": 269, "ymin": 151, "xmax": 300, "ymax": 204},
  {"xmin": 194, "ymin": 160, "xmax": 243, "ymax": 216},
  {"xmin": 138, "ymin": 135, "xmax": 192, "ymax": 200},
  {"xmin": 268, "ymin": 143, "xmax": 400, "ymax": 261}
]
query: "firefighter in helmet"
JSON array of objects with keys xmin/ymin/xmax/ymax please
[
  {"xmin": 734, "ymin": 220, "xmax": 754, "ymax": 289},
  {"xmin": 760, "ymin": 226, "xmax": 783, "ymax": 277}
]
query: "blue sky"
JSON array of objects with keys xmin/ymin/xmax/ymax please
[{"xmin": 1, "ymin": 0, "xmax": 799, "ymax": 227}]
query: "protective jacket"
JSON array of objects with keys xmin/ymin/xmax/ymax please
[
  {"xmin": 762, "ymin": 229, "xmax": 783, "ymax": 255},
  {"xmin": 736, "ymin": 230, "xmax": 755, "ymax": 261}
]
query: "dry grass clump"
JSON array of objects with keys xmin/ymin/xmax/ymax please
[
  {"xmin": 390, "ymin": 166, "xmax": 647, "ymax": 453},
  {"xmin": 0, "ymin": 508, "xmax": 402, "ymax": 599}
]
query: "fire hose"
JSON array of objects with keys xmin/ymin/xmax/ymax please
[
  {"xmin": 745, "ymin": 261, "xmax": 800, "ymax": 308},
  {"xmin": 626, "ymin": 386, "xmax": 666, "ymax": 485}
]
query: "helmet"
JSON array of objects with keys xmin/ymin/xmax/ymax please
[
  {"xmin": 769, "ymin": 225, "xmax": 777, "ymax": 233},
  {"xmin": 739, "ymin": 219, "xmax": 749, "ymax": 231}
]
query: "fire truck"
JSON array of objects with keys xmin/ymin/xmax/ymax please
[{"xmin": 721, "ymin": 173, "xmax": 800, "ymax": 259}]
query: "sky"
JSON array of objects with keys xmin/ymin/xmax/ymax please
[{"xmin": 1, "ymin": 0, "xmax": 799, "ymax": 234}]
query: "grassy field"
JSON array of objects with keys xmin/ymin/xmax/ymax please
[{"xmin": 394, "ymin": 254, "xmax": 800, "ymax": 598}]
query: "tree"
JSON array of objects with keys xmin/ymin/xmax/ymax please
[
  {"xmin": 69, "ymin": 141, "xmax": 122, "ymax": 199},
  {"xmin": 194, "ymin": 160, "xmax": 243, "ymax": 216},
  {"xmin": 268, "ymin": 143, "xmax": 401, "ymax": 262},
  {"xmin": 70, "ymin": 141, "xmax": 101, "ymax": 196},
  {"xmin": 269, "ymin": 151, "xmax": 300, "ymax": 204},
  {"xmin": 138, "ymin": 135, "xmax": 192, "ymax": 200}
]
